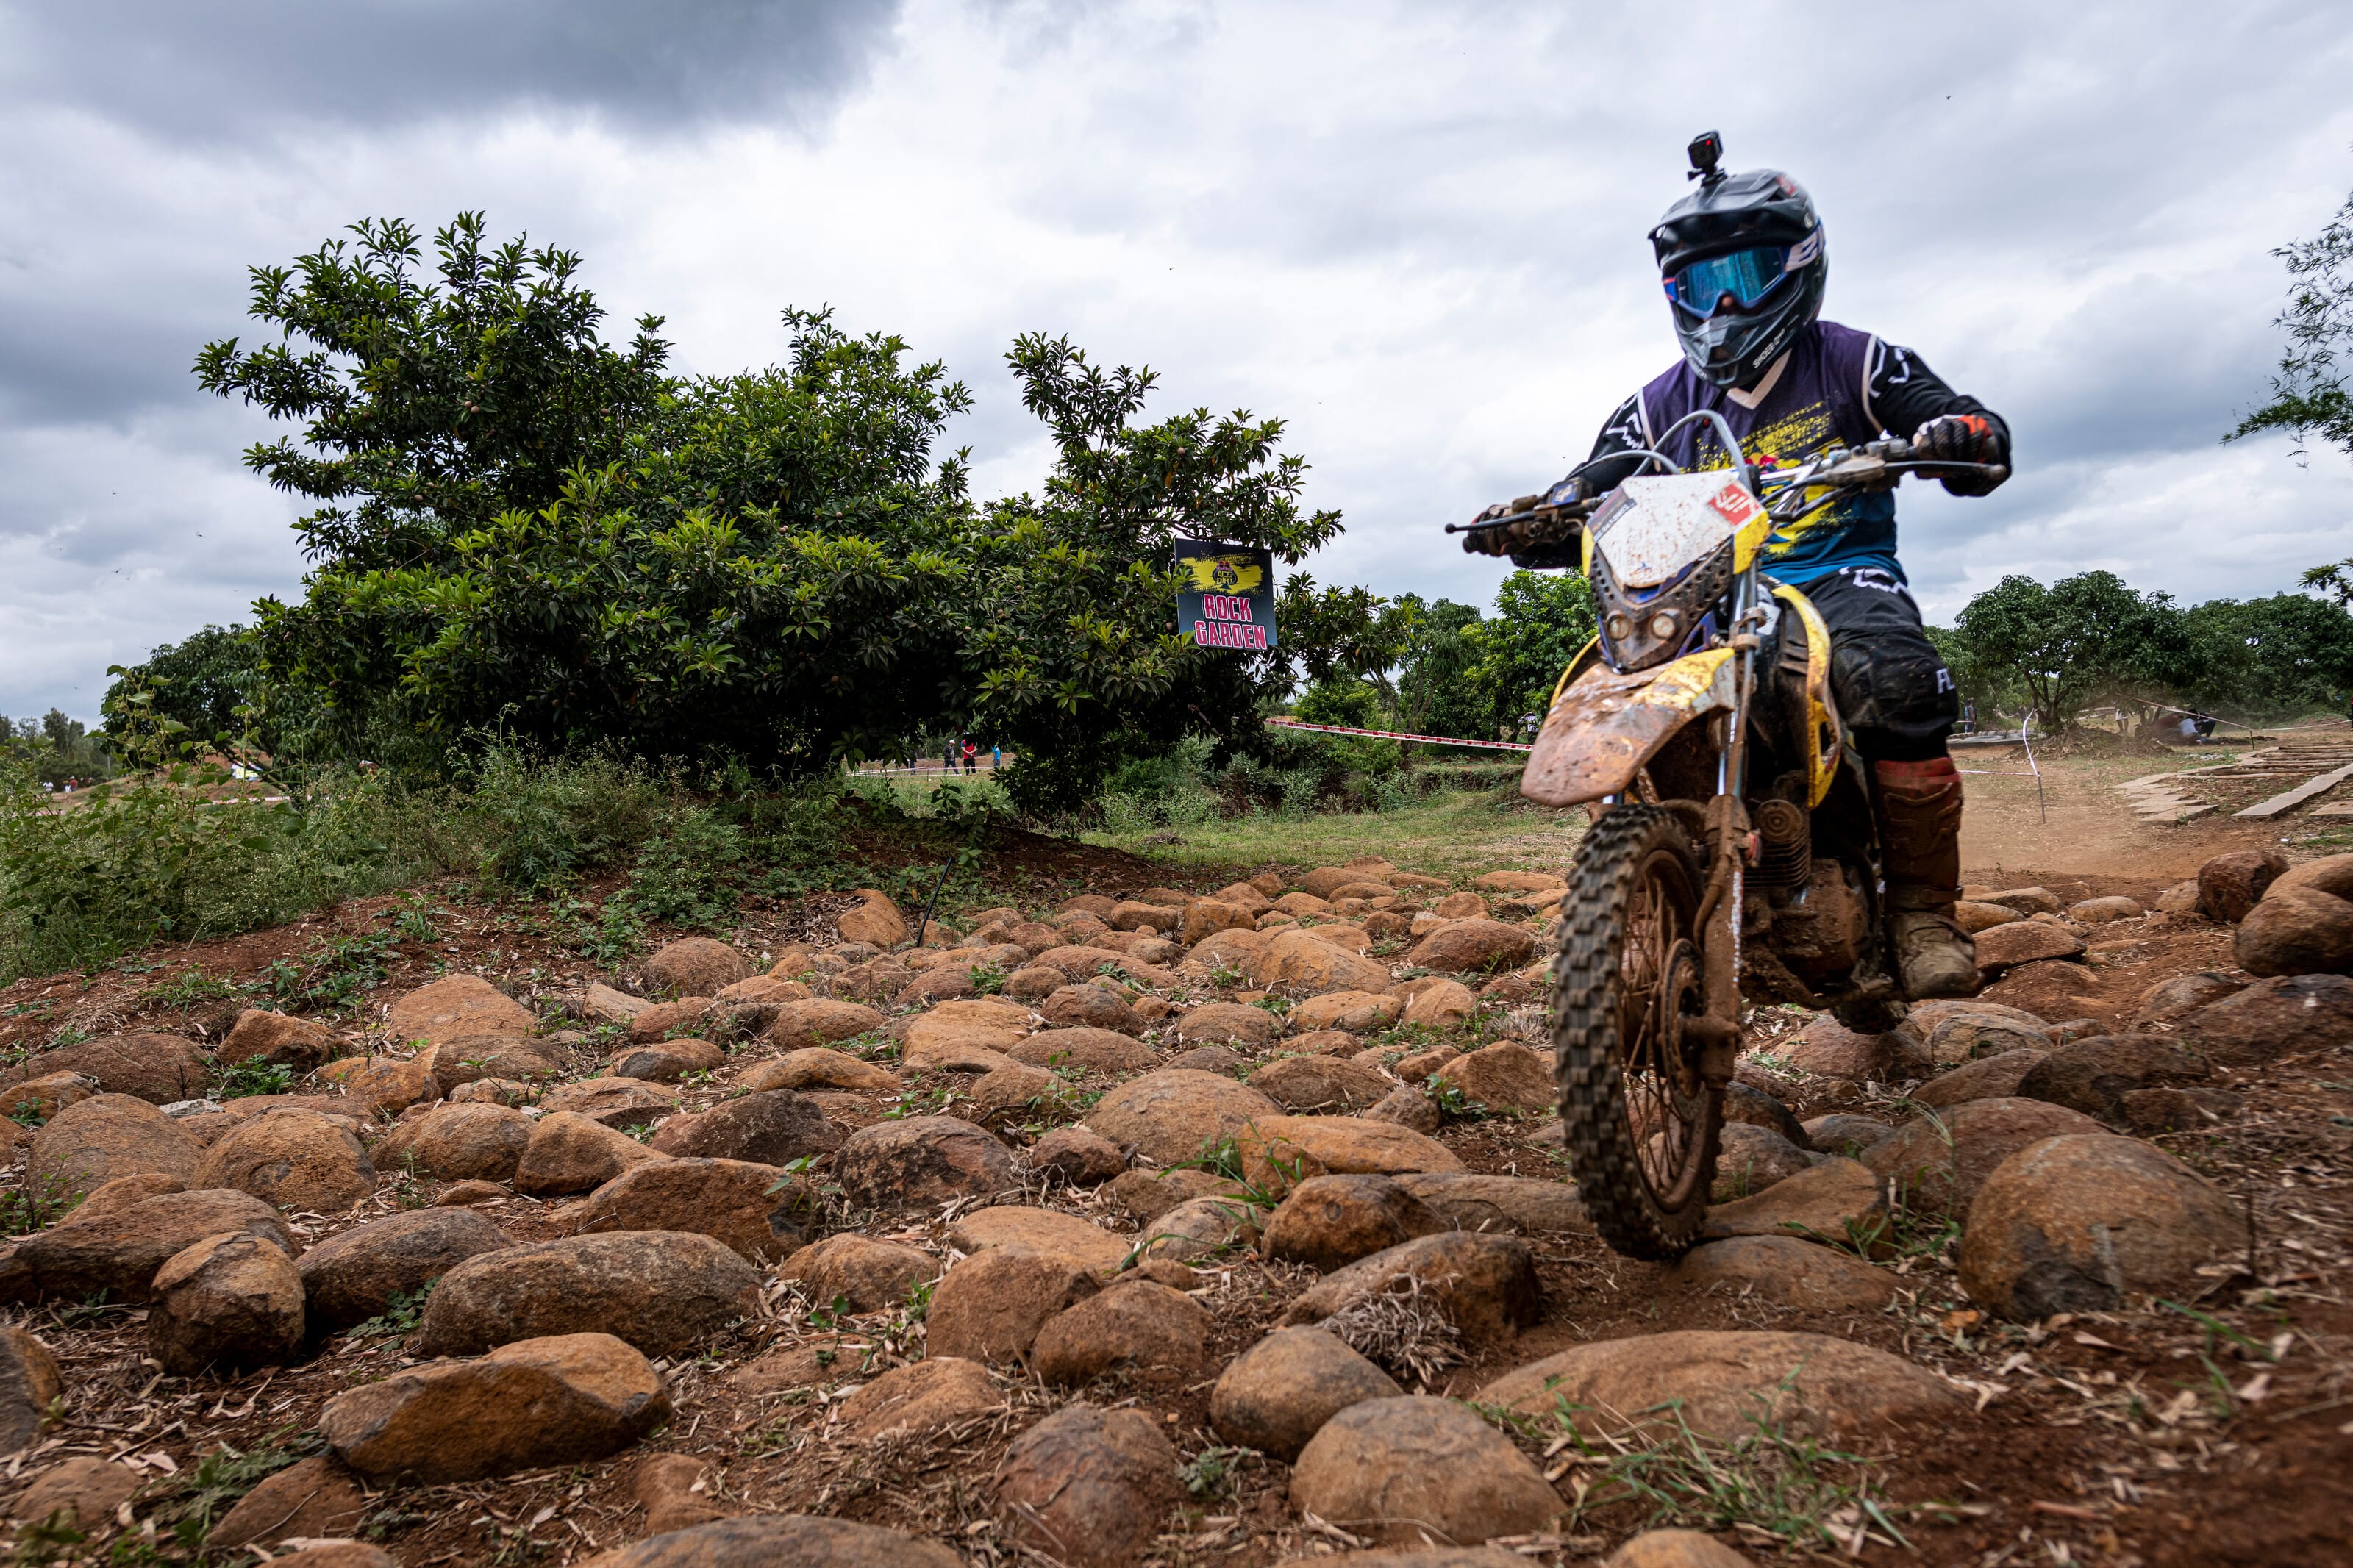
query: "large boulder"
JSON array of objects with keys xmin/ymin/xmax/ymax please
[
  {"xmin": 835, "ymin": 889, "xmax": 910, "ymax": 948},
  {"xmin": 194, "ymin": 1108, "xmax": 378, "ymax": 1212},
  {"xmin": 778, "ymin": 1234, "xmax": 937, "ymax": 1313},
  {"xmin": 1030, "ymin": 1279, "xmax": 1210, "ymax": 1386},
  {"xmin": 2196, "ymin": 848, "xmax": 2287, "ymax": 923},
  {"xmin": 2168, "ymin": 973, "xmax": 2353, "ymax": 1067},
  {"xmin": 1959, "ymin": 1133, "xmax": 2250, "ymax": 1320},
  {"xmin": 2271, "ymin": 851, "xmax": 2353, "ymax": 901},
  {"xmin": 640, "ymin": 938, "xmax": 748, "ymax": 999},
  {"xmin": 564, "ymin": 1159, "xmax": 816, "ymax": 1264},
  {"xmin": 1288, "ymin": 1397, "xmax": 1561, "ymax": 1547},
  {"xmin": 321, "ymin": 1332, "xmax": 669, "ymax": 1484},
  {"xmin": 1280, "ymin": 1231, "xmax": 1540, "ymax": 1345},
  {"xmin": 2234, "ymin": 885, "xmax": 2353, "ymax": 976},
  {"xmin": 1778, "ymin": 1020, "xmax": 1929, "ymax": 1081},
  {"xmin": 647, "ymin": 1089, "xmax": 842, "ymax": 1164},
  {"xmin": 1208, "ymin": 1327, "xmax": 1401, "ymax": 1461},
  {"xmin": 10, "ymin": 1187, "xmax": 296, "ymax": 1303},
  {"xmin": 387, "ymin": 974, "xmax": 535, "ymax": 1048},
  {"xmin": 298, "ymin": 1208, "xmax": 510, "ymax": 1332},
  {"xmin": 1477, "ymin": 1329, "xmax": 1959, "ymax": 1439},
  {"xmin": 147, "ymin": 1231, "xmax": 307, "ymax": 1375},
  {"xmin": 2015, "ymin": 1036, "xmax": 2209, "ymax": 1122},
  {"xmin": 1863, "ymin": 1098, "xmax": 2103, "ymax": 1218},
  {"xmin": 27, "ymin": 1093, "xmax": 200, "ymax": 1199},
  {"xmin": 373, "ymin": 1102, "xmax": 534, "ymax": 1184},
  {"xmin": 832, "ymin": 1116, "xmax": 1015, "ymax": 1210},
  {"xmin": 513, "ymin": 1113, "xmax": 668, "ymax": 1197},
  {"xmin": 1404, "ymin": 919, "xmax": 1540, "ymax": 974},
  {"xmin": 1085, "ymin": 1070, "xmax": 1281, "ymax": 1167},
  {"xmin": 218, "ymin": 1010, "xmax": 342, "ymax": 1071},
  {"xmin": 996, "ymin": 1404, "xmax": 1180, "ymax": 1568},
  {"xmin": 414, "ymin": 1231, "xmax": 761, "ymax": 1357},
  {"xmin": 1235, "ymin": 1115, "xmax": 1462, "ymax": 1197},
  {"xmin": 21, "ymin": 1033, "xmax": 207, "ymax": 1103}
]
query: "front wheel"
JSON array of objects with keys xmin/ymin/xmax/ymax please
[{"xmin": 1551, "ymin": 803, "xmax": 1722, "ymax": 1259}]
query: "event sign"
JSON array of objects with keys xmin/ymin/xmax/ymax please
[{"xmin": 1175, "ymin": 540, "xmax": 1277, "ymax": 651}]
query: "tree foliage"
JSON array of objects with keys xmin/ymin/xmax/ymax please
[{"xmin": 192, "ymin": 214, "xmax": 1347, "ymax": 805}]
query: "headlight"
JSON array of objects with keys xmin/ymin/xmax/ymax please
[
  {"xmin": 1648, "ymin": 610, "xmax": 1679, "ymax": 640},
  {"xmin": 1592, "ymin": 537, "xmax": 1736, "ymax": 673},
  {"xmin": 1606, "ymin": 612, "xmax": 1633, "ymax": 640}
]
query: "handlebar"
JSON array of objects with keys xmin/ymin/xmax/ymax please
[{"xmin": 1452, "ymin": 435, "xmax": 2007, "ymax": 557}]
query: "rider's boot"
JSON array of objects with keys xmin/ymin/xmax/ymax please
[{"xmin": 1874, "ymin": 756, "xmax": 1979, "ymax": 999}]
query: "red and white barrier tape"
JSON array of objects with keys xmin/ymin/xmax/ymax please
[{"xmin": 1265, "ymin": 717, "xmax": 1532, "ymax": 752}]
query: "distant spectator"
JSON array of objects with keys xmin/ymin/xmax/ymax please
[{"xmin": 962, "ymin": 739, "xmax": 979, "ymax": 774}]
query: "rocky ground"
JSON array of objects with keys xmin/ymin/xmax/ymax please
[{"xmin": 0, "ymin": 842, "xmax": 2346, "ymax": 1568}]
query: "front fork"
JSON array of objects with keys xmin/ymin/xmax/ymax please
[{"xmin": 1689, "ymin": 572, "xmax": 1768, "ymax": 1086}]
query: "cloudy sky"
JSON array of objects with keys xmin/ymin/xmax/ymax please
[{"xmin": 5, "ymin": 0, "xmax": 2352, "ymax": 723}]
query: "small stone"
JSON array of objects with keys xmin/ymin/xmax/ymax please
[
  {"xmin": 1248, "ymin": 1055, "xmax": 1392, "ymax": 1112},
  {"xmin": 27, "ymin": 1093, "xmax": 200, "ymax": 1200},
  {"xmin": 9, "ymin": 1456, "xmax": 140, "ymax": 1533},
  {"xmin": 337, "ymin": 1056, "xmax": 441, "ymax": 1114},
  {"xmin": 2169, "ymin": 973, "xmax": 2353, "ymax": 1067},
  {"xmin": 208, "ymin": 1455, "xmax": 368, "ymax": 1550},
  {"xmin": 1711, "ymin": 1123, "xmax": 1815, "ymax": 1200},
  {"xmin": 22, "ymin": 1032, "xmax": 207, "ymax": 1105},
  {"xmin": 1954, "ymin": 899, "xmax": 2023, "ymax": 933},
  {"xmin": 835, "ymin": 889, "xmax": 910, "ymax": 948},
  {"xmin": 2130, "ymin": 971, "xmax": 2245, "ymax": 1029},
  {"xmin": 632, "ymin": 1452, "xmax": 732, "ymax": 1539},
  {"xmin": 1405, "ymin": 919, "xmax": 1540, "ymax": 974},
  {"xmin": 1605, "ymin": 1530, "xmax": 1764, "ymax": 1567},
  {"xmin": 1982, "ymin": 887, "xmax": 2062, "ymax": 914},
  {"xmin": 1260, "ymin": 1175, "xmax": 1444, "ymax": 1272},
  {"xmin": 1040, "ymin": 983, "xmax": 1141, "ymax": 1033},
  {"xmin": 1799, "ymin": 1113, "xmax": 1895, "ymax": 1155},
  {"xmin": 1722, "ymin": 1081, "xmax": 1811, "ymax": 1148},
  {"xmin": 1281, "ymin": 1231, "xmax": 1541, "ymax": 1345},
  {"xmin": 149, "ymin": 1231, "xmax": 307, "ymax": 1375},
  {"xmin": 1235, "ymin": 1114, "xmax": 1463, "ymax": 1197},
  {"xmin": 1085, "ymin": 1070, "xmax": 1281, "ymax": 1166},
  {"xmin": 1477, "ymin": 1329, "xmax": 1958, "ymax": 1440},
  {"xmin": 322, "ymin": 1331, "xmax": 670, "ymax": 1483},
  {"xmin": 1913, "ymin": 1048, "xmax": 2050, "ymax": 1111},
  {"xmin": 1672, "ymin": 1236, "xmax": 1899, "ymax": 1311},
  {"xmin": 833, "ymin": 1115, "xmax": 1016, "ymax": 1209},
  {"xmin": 764, "ymin": 998, "xmax": 888, "ymax": 1050},
  {"xmin": 2196, "ymin": 849, "xmax": 2287, "ymax": 923},
  {"xmin": 1432, "ymin": 1042, "xmax": 1554, "ymax": 1114},
  {"xmin": 0, "ymin": 1325, "xmax": 62, "ymax": 1453},
  {"xmin": 584, "ymin": 983, "xmax": 651, "ymax": 1025},
  {"xmin": 1287, "ymin": 991, "xmax": 1400, "ymax": 1033},
  {"xmin": 839, "ymin": 1357, "xmax": 1003, "ymax": 1442},
  {"xmin": 640, "ymin": 938, "xmax": 748, "ymax": 999},
  {"xmin": 777, "ymin": 1234, "xmax": 936, "ymax": 1312},
  {"xmin": 1160, "ymin": 1045, "xmax": 1246, "ymax": 1075},
  {"xmin": 434, "ymin": 1179, "xmax": 509, "ymax": 1206},
  {"xmin": 1865, "ymin": 1098, "xmax": 2103, "ymax": 1217},
  {"xmin": 298, "ymin": 1207, "xmax": 510, "ymax": 1332},
  {"xmin": 1391, "ymin": 1173, "xmax": 1589, "ymax": 1234},
  {"xmin": 420, "ymin": 1034, "xmax": 565, "ymax": 1092},
  {"xmin": 949, "ymin": 1206, "xmax": 1131, "ymax": 1277},
  {"xmin": 1209, "ymin": 1327, "xmax": 1400, "ymax": 1461},
  {"xmin": 1699, "ymin": 1158, "xmax": 1890, "ymax": 1253},
  {"xmin": 1288, "ymin": 1396, "xmax": 1561, "ymax": 1547},
  {"xmin": 1909, "ymin": 1003, "xmax": 2054, "ymax": 1064},
  {"xmin": 2071, "ymin": 895, "xmax": 2143, "ymax": 923},
  {"xmin": 610, "ymin": 1037, "xmax": 725, "ymax": 1083},
  {"xmin": 1434, "ymin": 891, "xmax": 1487, "ymax": 918},
  {"xmin": 1032, "ymin": 1278, "xmax": 1210, "ymax": 1386},
  {"xmin": 1404, "ymin": 978, "xmax": 1477, "ymax": 1028},
  {"xmin": 998, "ymin": 1403, "xmax": 1182, "ymax": 1568},
  {"xmin": 388, "ymin": 973, "xmax": 535, "ymax": 1048},
  {"xmin": 2015, "ymin": 1037, "xmax": 2208, "ymax": 1122},
  {"xmin": 649, "ymin": 1089, "xmax": 842, "ymax": 1165},
  {"xmin": 536, "ymin": 1077, "xmax": 679, "ymax": 1128},
  {"xmin": 926, "ymin": 1247, "xmax": 1099, "ymax": 1364},
  {"xmin": 1360, "ymin": 1084, "xmax": 1443, "ymax": 1132},
  {"xmin": 195, "ymin": 1105, "xmax": 376, "ymax": 1213},
  {"xmin": 571, "ymin": 1517, "xmax": 960, "ymax": 1568},
  {"xmin": 1249, "ymin": 929, "xmax": 1396, "ymax": 995},
  {"xmin": 1960, "ymin": 1133, "xmax": 2251, "ymax": 1320},
  {"xmin": 1105, "ymin": 1167, "xmax": 1246, "ymax": 1223},
  {"xmin": 1138, "ymin": 1194, "xmax": 1262, "ymax": 1264},
  {"xmin": 513, "ymin": 1112, "xmax": 668, "ymax": 1197},
  {"xmin": 373, "ymin": 1102, "xmax": 533, "ymax": 1184},
  {"xmin": 415, "ymin": 1229, "xmax": 759, "ymax": 1360},
  {"xmin": 565, "ymin": 1158, "xmax": 816, "ymax": 1263},
  {"xmin": 1029, "ymin": 1126, "xmax": 1126, "ymax": 1184},
  {"xmin": 1779, "ymin": 1019, "xmax": 1930, "ymax": 1081},
  {"xmin": 218, "ymin": 1009, "xmax": 343, "ymax": 1071}
]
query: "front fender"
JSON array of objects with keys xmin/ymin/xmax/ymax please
[{"xmin": 1520, "ymin": 647, "xmax": 1736, "ymax": 808}]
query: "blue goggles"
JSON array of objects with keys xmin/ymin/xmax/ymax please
[{"xmin": 1665, "ymin": 244, "xmax": 1794, "ymax": 318}]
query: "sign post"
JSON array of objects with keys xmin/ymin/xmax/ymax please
[{"xmin": 1175, "ymin": 540, "xmax": 1277, "ymax": 651}]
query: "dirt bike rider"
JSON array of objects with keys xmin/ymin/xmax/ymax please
[{"xmin": 1467, "ymin": 134, "xmax": 2009, "ymax": 1000}]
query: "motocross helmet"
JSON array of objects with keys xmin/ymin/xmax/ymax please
[{"xmin": 1651, "ymin": 132, "xmax": 1825, "ymax": 389}]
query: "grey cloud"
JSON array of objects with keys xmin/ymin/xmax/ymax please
[{"xmin": 1, "ymin": 1, "xmax": 905, "ymax": 140}]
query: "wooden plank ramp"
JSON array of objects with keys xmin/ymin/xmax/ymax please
[{"xmin": 2234, "ymin": 760, "xmax": 2353, "ymax": 820}]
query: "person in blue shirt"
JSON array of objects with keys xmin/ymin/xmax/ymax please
[{"xmin": 1469, "ymin": 135, "xmax": 2010, "ymax": 998}]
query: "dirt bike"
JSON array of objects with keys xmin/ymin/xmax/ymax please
[{"xmin": 1452, "ymin": 421, "xmax": 2005, "ymax": 1259}]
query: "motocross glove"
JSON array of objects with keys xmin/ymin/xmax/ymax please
[{"xmin": 1910, "ymin": 413, "xmax": 2010, "ymax": 495}]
